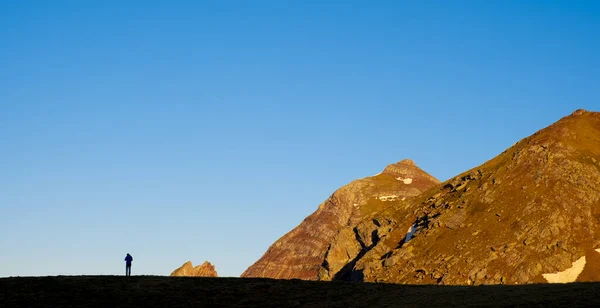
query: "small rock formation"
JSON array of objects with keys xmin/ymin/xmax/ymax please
[
  {"xmin": 241, "ymin": 159, "xmax": 440, "ymax": 280},
  {"xmin": 171, "ymin": 261, "xmax": 218, "ymax": 277}
]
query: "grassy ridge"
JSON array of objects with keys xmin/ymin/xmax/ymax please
[{"xmin": 1, "ymin": 276, "xmax": 600, "ymax": 307}]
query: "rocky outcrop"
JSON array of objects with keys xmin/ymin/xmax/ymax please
[
  {"xmin": 241, "ymin": 160, "xmax": 440, "ymax": 280},
  {"xmin": 340, "ymin": 109, "xmax": 600, "ymax": 285},
  {"xmin": 171, "ymin": 261, "xmax": 218, "ymax": 277}
]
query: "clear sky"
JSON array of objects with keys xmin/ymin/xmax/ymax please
[{"xmin": 0, "ymin": 1, "xmax": 598, "ymax": 278}]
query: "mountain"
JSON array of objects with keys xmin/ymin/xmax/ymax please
[
  {"xmin": 340, "ymin": 109, "xmax": 600, "ymax": 285},
  {"xmin": 242, "ymin": 159, "xmax": 440, "ymax": 280},
  {"xmin": 171, "ymin": 261, "xmax": 218, "ymax": 277}
]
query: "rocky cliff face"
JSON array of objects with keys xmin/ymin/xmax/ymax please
[
  {"xmin": 241, "ymin": 160, "xmax": 440, "ymax": 280},
  {"xmin": 342, "ymin": 109, "xmax": 600, "ymax": 285},
  {"xmin": 171, "ymin": 261, "xmax": 218, "ymax": 277}
]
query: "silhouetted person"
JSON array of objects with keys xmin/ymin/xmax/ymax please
[{"xmin": 125, "ymin": 253, "xmax": 133, "ymax": 276}]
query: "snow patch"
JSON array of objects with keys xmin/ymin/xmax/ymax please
[
  {"xmin": 402, "ymin": 197, "xmax": 406, "ymax": 201},
  {"xmin": 404, "ymin": 223, "xmax": 418, "ymax": 243},
  {"xmin": 370, "ymin": 172, "xmax": 382, "ymax": 177},
  {"xmin": 396, "ymin": 177, "xmax": 413, "ymax": 184},
  {"xmin": 542, "ymin": 256, "xmax": 586, "ymax": 283},
  {"xmin": 378, "ymin": 195, "xmax": 399, "ymax": 201},
  {"xmin": 596, "ymin": 248, "xmax": 600, "ymax": 254}
]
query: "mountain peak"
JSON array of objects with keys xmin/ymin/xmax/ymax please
[
  {"xmin": 397, "ymin": 159, "xmax": 416, "ymax": 166},
  {"xmin": 381, "ymin": 159, "xmax": 439, "ymax": 185},
  {"xmin": 242, "ymin": 158, "xmax": 440, "ymax": 280},
  {"xmin": 241, "ymin": 109, "xmax": 600, "ymax": 285},
  {"xmin": 345, "ymin": 109, "xmax": 600, "ymax": 285}
]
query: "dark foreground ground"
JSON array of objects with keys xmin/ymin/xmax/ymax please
[{"xmin": 1, "ymin": 276, "xmax": 600, "ymax": 308}]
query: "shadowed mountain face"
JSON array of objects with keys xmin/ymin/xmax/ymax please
[
  {"xmin": 342, "ymin": 109, "xmax": 600, "ymax": 285},
  {"xmin": 171, "ymin": 261, "xmax": 218, "ymax": 277},
  {"xmin": 242, "ymin": 160, "xmax": 440, "ymax": 280}
]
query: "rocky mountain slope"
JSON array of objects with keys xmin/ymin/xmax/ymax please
[
  {"xmin": 242, "ymin": 160, "xmax": 440, "ymax": 280},
  {"xmin": 171, "ymin": 261, "xmax": 218, "ymax": 277},
  {"xmin": 341, "ymin": 109, "xmax": 600, "ymax": 285}
]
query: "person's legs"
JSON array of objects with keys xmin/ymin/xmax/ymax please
[{"xmin": 126, "ymin": 265, "xmax": 131, "ymax": 276}]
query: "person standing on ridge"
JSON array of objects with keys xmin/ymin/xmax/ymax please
[{"xmin": 125, "ymin": 253, "xmax": 133, "ymax": 276}]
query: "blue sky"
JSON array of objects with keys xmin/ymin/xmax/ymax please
[{"xmin": 0, "ymin": 1, "xmax": 598, "ymax": 277}]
